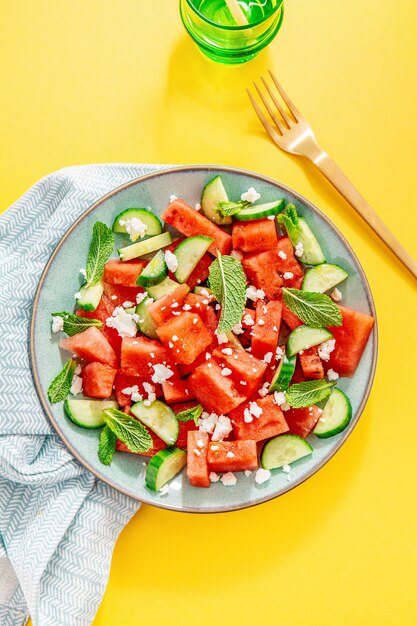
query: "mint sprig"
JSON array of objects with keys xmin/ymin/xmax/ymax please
[
  {"xmin": 277, "ymin": 203, "xmax": 301, "ymax": 242},
  {"xmin": 85, "ymin": 222, "xmax": 114, "ymax": 287},
  {"xmin": 218, "ymin": 200, "xmax": 250, "ymax": 217},
  {"xmin": 48, "ymin": 359, "xmax": 76, "ymax": 403},
  {"xmin": 208, "ymin": 252, "xmax": 246, "ymax": 334},
  {"xmin": 52, "ymin": 312, "xmax": 102, "ymax": 336},
  {"xmin": 285, "ymin": 379, "xmax": 336, "ymax": 408},
  {"xmin": 98, "ymin": 425, "xmax": 117, "ymax": 465},
  {"xmin": 176, "ymin": 404, "xmax": 203, "ymax": 426},
  {"xmin": 102, "ymin": 408, "xmax": 152, "ymax": 454},
  {"xmin": 282, "ymin": 288, "xmax": 342, "ymax": 328}
]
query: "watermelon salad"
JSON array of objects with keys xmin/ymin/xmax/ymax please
[{"xmin": 48, "ymin": 175, "xmax": 375, "ymax": 494}]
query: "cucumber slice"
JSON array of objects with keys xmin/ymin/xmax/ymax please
[
  {"xmin": 147, "ymin": 276, "xmax": 179, "ymax": 300},
  {"xmin": 234, "ymin": 199, "xmax": 285, "ymax": 221},
  {"xmin": 193, "ymin": 286, "xmax": 213, "ymax": 296},
  {"xmin": 302, "ymin": 263, "xmax": 348, "ymax": 293},
  {"xmin": 293, "ymin": 218, "xmax": 326, "ymax": 265},
  {"xmin": 130, "ymin": 400, "xmax": 179, "ymax": 445},
  {"xmin": 174, "ymin": 236, "xmax": 213, "ymax": 284},
  {"xmin": 313, "ymin": 389, "xmax": 352, "ymax": 438},
  {"xmin": 145, "ymin": 447, "xmax": 187, "ymax": 492},
  {"xmin": 201, "ymin": 176, "xmax": 232, "ymax": 225},
  {"xmin": 135, "ymin": 296, "xmax": 158, "ymax": 339},
  {"xmin": 112, "ymin": 208, "xmax": 162, "ymax": 240},
  {"xmin": 261, "ymin": 434, "xmax": 313, "ymax": 469},
  {"xmin": 64, "ymin": 399, "xmax": 117, "ymax": 429},
  {"xmin": 75, "ymin": 281, "xmax": 104, "ymax": 312},
  {"xmin": 136, "ymin": 250, "xmax": 167, "ymax": 287},
  {"xmin": 118, "ymin": 231, "xmax": 172, "ymax": 262},
  {"xmin": 287, "ymin": 326, "xmax": 333, "ymax": 357},
  {"xmin": 269, "ymin": 352, "xmax": 296, "ymax": 392}
]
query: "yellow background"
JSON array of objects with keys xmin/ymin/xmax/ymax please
[{"xmin": 2, "ymin": 1, "xmax": 416, "ymax": 624}]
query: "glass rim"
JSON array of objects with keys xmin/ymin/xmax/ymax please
[{"xmin": 183, "ymin": 0, "xmax": 284, "ymax": 31}]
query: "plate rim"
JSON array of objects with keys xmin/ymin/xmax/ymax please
[{"xmin": 29, "ymin": 164, "xmax": 378, "ymax": 513}]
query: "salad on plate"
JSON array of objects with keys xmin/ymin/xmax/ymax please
[{"xmin": 47, "ymin": 175, "xmax": 375, "ymax": 494}]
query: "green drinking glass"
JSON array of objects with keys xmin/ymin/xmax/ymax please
[{"xmin": 179, "ymin": 0, "xmax": 284, "ymax": 64}]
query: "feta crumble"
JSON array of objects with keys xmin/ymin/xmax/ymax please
[
  {"xmin": 226, "ymin": 451, "xmax": 235, "ymax": 459},
  {"xmin": 222, "ymin": 347, "xmax": 233, "ymax": 356},
  {"xmin": 255, "ymin": 468, "xmax": 271, "ymax": 484},
  {"xmin": 243, "ymin": 409, "xmax": 253, "ymax": 423},
  {"xmin": 276, "ymin": 346, "xmax": 284, "ymax": 360},
  {"xmin": 143, "ymin": 382, "xmax": 156, "ymax": 405},
  {"xmin": 242, "ymin": 314, "xmax": 255, "ymax": 327},
  {"xmin": 215, "ymin": 331, "xmax": 228, "ymax": 345},
  {"xmin": 151, "ymin": 363, "xmax": 174, "ymax": 384},
  {"xmin": 220, "ymin": 472, "xmax": 237, "ymax": 486},
  {"xmin": 273, "ymin": 391, "xmax": 286, "ymax": 406},
  {"xmin": 257, "ymin": 319, "xmax": 265, "ymax": 326},
  {"xmin": 196, "ymin": 439, "xmax": 205, "ymax": 449},
  {"xmin": 121, "ymin": 385, "xmax": 143, "ymax": 402},
  {"xmin": 212, "ymin": 415, "xmax": 233, "ymax": 441},
  {"xmin": 241, "ymin": 187, "xmax": 261, "ymax": 203},
  {"xmin": 330, "ymin": 287, "xmax": 343, "ymax": 302},
  {"xmin": 249, "ymin": 401, "xmax": 263, "ymax": 418},
  {"xmin": 164, "ymin": 249, "xmax": 178, "ymax": 273},
  {"xmin": 246, "ymin": 286, "xmax": 265, "ymax": 302},
  {"xmin": 221, "ymin": 367, "xmax": 232, "ymax": 376},
  {"xmin": 278, "ymin": 250, "xmax": 287, "ymax": 260},
  {"xmin": 195, "ymin": 202, "xmax": 201, "ymax": 211},
  {"xmin": 70, "ymin": 372, "xmax": 83, "ymax": 396},
  {"xmin": 199, "ymin": 412, "xmax": 218, "ymax": 434},
  {"xmin": 327, "ymin": 368, "xmax": 339, "ymax": 381},
  {"xmin": 258, "ymin": 382, "xmax": 270, "ymax": 397},
  {"xmin": 294, "ymin": 242, "xmax": 304, "ymax": 258},
  {"xmin": 119, "ymin": 217, "xmax": 147, "ymax": 241},
  {"xmin": 209, "ymin": 471, "xmax": 220, "ymax": 483},
  {"xmin": 282, "ymin": 464, "xmax": 292, "ymax": 481},
  {"xmin": 135, "ymin": 291, "xmax": 147, "ymax": 304},
  {"xmin": 51, "ymin": 316, "xmax": 64, "ymax": 333},
  {"xmin": 172, "ymin": 335, "xmax": 179, "ymax": 342},
  {"xmin": 122, "ymin": 300, "xmax": 134, "ymax": 308},
  {"xmin": 318, "ymin": 339, "xmax": 336, "ymax": 362},
  {"xmin": 182, "ymin": 303, "xmax": 192, "ymax": 311},
  {"xmin": 106, "ymin": 307, "xmax": 139, "ymax": 337},
  {"xmin": 169, "ymin": 194, "xmax": 178, "ymax": 202},
  {"xmin": 244, "ymin": 470, "xmax": 253, "ymax": 477},
  {"xmin": 283, "ymin": 272, "xmax": 294, "ymax": 280}
]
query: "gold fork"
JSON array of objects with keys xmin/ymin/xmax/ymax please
[{"xmin": 247, "ymin": 71, "xmax": 417, "ymax": 280}]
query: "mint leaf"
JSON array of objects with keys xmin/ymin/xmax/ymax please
[
  {"xmin": 52, "ymin": 312, "xmax": 102, "ymax": 336},
  {"xmin": 277, "ymin": 203, "xmax": 300, "ymax": 242},
  {"xmin": 218, "ymin": 200, "xmax": 250, "ymax": 217},
  {"xmin": 102, "ymin": 408, "xmax": 152, "ymax": 453},
  {"xmin": 176, "ymin": 404, "xmax": 203, "ymax": 426},
  {"xmin": 282, "ymin": 288, "xmax": 342, "ymax": 328},
  {"xmin": 48, "ymin": 359, "xmax": 76, "ymax": 403},
  {"xmin": 98, "ymin": 425, "xmax": 117, "ymax": 465},
  {"xmin": 86, "ymin": 222, "xmax": 114, "ymax": 287},
  {"xmin": 286, "ymin": 379, "xmax": 336, "ymax": 408},
  {"xmin": 209, "ymin": 252, "xmax": 246, "ymax": 334}
]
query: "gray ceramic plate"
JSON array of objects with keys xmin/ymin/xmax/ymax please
[{"xmin": 30, "ymin": 165, "xmax": 377, "ymax": 513}]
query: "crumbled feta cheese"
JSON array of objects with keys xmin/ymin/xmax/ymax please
[
  {"xmin": 255, "ymin": 468, "xmax": 271, "ymax": 484},
  {"xmin": 195, "ymin": 202, "xmax": 201, "ymax": 211},
  {"xmin": 278, "ymin": 250, "xmax": 287, "ymax": 260},
  {"xmin": 330, "ymin": 287, "xmax": 342, "ymax": 302},
  {"xmin": 258, "ymin": 382, "xmax": 270, "ymax": 397},
  {"xmin": 221, "ymin": 367, "xmax": 232, "ymax": 376},
  {"xmin": 283, "ymin": 272, "xmax": 294, "ymax": 280},
  {"xmin": 171, "ymin": 302, "xmax": 179, "ymax": 308},
  {"xmin": 244, "ymin": 408, "xmax": 253, "ymax": 423},
  {"xmin": 242, "ymin": 314, "xmax": 254, "ymax": 327},
  {"xmin": 294, "ymin": 242, "xmax": 304, "ymax": 258},
  {"xmin": 70, "ymin": 373, "xmax": 83, "ymax": 396},
  {"xmin": 210, "ymin": 444, "xmax": 219, "ymax": 451},
  {"xmin": 151, "ymin": 363, "xmax": 174, "ymax": 384},
  {"xmin": 282, "ymin": 464, "xmax": 291, "ymax": 474},
  {"xmin": 263, "ymin": 351, "xmax": 273, "ymax": 364},
  {"xmin": 158, "ymin": 484, "xmax": 169, "ymax": 495},
  {"xmin": 193, "ymin": 318, "xmax": 198, "ymax": 325},
  {"xmin": 200, "ymin": 288, "xmax": 211, "ymax": 297},
  {"xmin": 121, "ymin": 385, "xmax": 143, "ymax": 402},
  {"xmin": 199, "ymin": 412, "xmax": 219, "ymax": 434},
  {"xmin": 209, "ymin": 471, "xmax": 220, "ymax": 483},
  {"xmin": 196, "ymin": 439, "xmax": 205, "ymax": 449},
  {"xmin": 168, "ymin": 341, "xmax": 173, "ymax": 348},
  {"xmin": 171, "ymin": 335, "xmax": 179, "ymax": 342},
  {"xmin": 241, "ymin": 187, "xmax": 261, "ymax": 203},
  {"xmin": 164, "ymin": 249, "xmax": 178, "ymax": 273},
  {"xmin": 193, "ymin": 448, "xmax": 201, "ymax": 457},
  {"xmin": 144, "ymin": 297, "xmax": 154, "ymax": 306},
  {"xmin": 257, "ymin": 319, "xmax": 265, "ymax": 326},
  {"xmin": 51, "ymin": 316, "xmax": 64, "ymax": 333},
  {"xmin": 182, "ymin": 303, "xmax": 192, "ymax": 311},
  {"xmin": 119, "ymin": 217, "xmax": 147, "ymax": 241},
  {"xmin": 221, "ymin": 472, "xmax": 237, "ymax": 486},
  {"xmin": 212, "ymin": 415, "xmax": 233, "ymax": 441},
  {"xmin": 169, "ymin": 194, "xmax": 178, "ymax": 202},
  {"xmin": 111, "ymin": 295, "xmax": 118, "ymax": 301},
  {"xmin": 226, "ymin": 451, "xmax": 235, "ymax": 459},
  {"xmin": 215, "ymin": 303, "xmax": 221, "ymax": 311},
  {"xmin": 106, "ymin": 307, "xmax": 138, "ymax": 337},
  {"xmin": 240, "ymin": 380, "xmax": 247, "ymax": 386},
  {"xmin": 123, "ymin": 300, "xmax": 134, "ymax": 308},
  {"xmin": 318, "ymin": 339, "xmax": 336, "ymax": 362},
  {"xmin": 205, "ymin": 352, "xmax": 211, "ymax": 360},
  {"xmin": 327, "ymin": 368, "xmax": 339, "ymax": 381},
  {"xmin": 143, "ymin": 382, "xmax": 156, "ymax": 405},
  {"xmin": 136, "ymin": 291, "xmax": 147, "ymax": 305},
  {"xmin": 276, "ymin": 346, "xmax": 284, "ymax": 360},
  {"xmin": 215, "ymin": 331, "xmax": 228, "ymax": 345},
  {"xmin": 281, "ymin": 402, "xmax": 290, "ymax": 411},
  {"xmin": 172, "ymin": 311, "xmax": 181, "ymax": 316},
  {"xmin": 232, "ymin": 321, "xmax": 244, "ymax": 335},
  {"xmin": 273, "ymin": 391, "xmax": 286, "ymax": 406},
  {"xmin": 222, "ymin": 348, "xmax": 233, "ymax": 356},
  {"xmin": 244, "ymin": 470, "xmax": 253, "ymax": 477},
  {"xmin": 249, "ymin": 401, "xmax": 263, "ymax": 418},
  {"xmin": 246, "ymin": 285, "xmax": 265, "ymax": 302}
]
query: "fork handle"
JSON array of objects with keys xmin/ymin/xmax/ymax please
[{"xmin": 310, "ymin": 150, "xmax": 417, "ymax": 280}]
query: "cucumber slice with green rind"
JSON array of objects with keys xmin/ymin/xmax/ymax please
[
  {"xmin": 118, "ymin": 231, "xmax": 172, "ymax": 262},
  {"xmin": 135, "ymin": 297, "xmax": 158, "ymax": 339},
  {"xmin": 75, "ymin": 281, "xmax": 104, "ymax": 312},
  {"xmin": 302, "ymin": 263, "xmax": 348, "ymax": 293},
  {"xmin": 136, "ymin": 250, "xmax": 167, "ymax": 287},
  {"xmin": 313, "ymin": 389, "xmax": 352, "ymax": 438},
  {"xmin": 193, "ymin": 286, "xmax": 213, "ymax": 296},
  {"xmin": 287, "ymin": 326, "xmax": 333, "ymax": 357},
  {"xmin": 64, "ymin": 399, "xmax": 117, "ymax": 429},
  {"xmin": 174, "ymin": 236, "xmax": 213, "ymax": 284},
  {"xmin": 130, "ymin": 400, "xmax": 179, "ymax": 445},
  {"xmin": 270, "ymin": 352, "xmax": 297, "ymax": 392},
  {"xmin": 294, "ymin": 218, "xmax": 326, "ymax": 265},
  {"xmin": 145, "ymin": 447, "xmax": 187, "ymax": 492},
  {"xmin": 147, "ymin": 276, "xmax": 179, "ymax": 300},
  {"xmin": 112, "ymin": 209, "xmax": 162, "ymax": 239},
  {"xmin": 201, "ymin": 176, "xmax": 232, "ymax": 225},
  {"xmin": 261, "ymin": 434, "xmax": 313, "ymax": 470},
  {"xmin": 234, "ymin": 199, "xmax": 285, "ymax": 221}
]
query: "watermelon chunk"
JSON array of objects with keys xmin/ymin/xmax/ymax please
[
  {"xmin": 284, "ymin": 405, "xmax": 321, "ymax": 438},
  {"xmin": 104, "ymin": 258, "xmax": 147, "ymax": 287},
  {"xmin": 299, "ymin": 346, "xmax": 324, "ymax": 379},
  {"xmin": 148, "ymin": 283, "xmax": 190, "ymax": 326},
  {"xmin": 185, "ymin": 253, "xmax": 213, "ymax": 290},
  {"xmin": 207, "ymin": 440, "xmax": 258, "ymax": 473},
  {"xmin": 242, "ymin": 249, "xmax": 283, "ymax": 300},
  {"xmin": 275, "ymin": 237, "xmax": 304, "ymax": 284},
  {"xmin": 82, "ymin": 362, "xmax": 117, "ymax": 398},
  {"xmin": 172, "ymin": 402, "xmax": 201, "ymax": 448},
  {"xmin": 211, "ymin": 344, "xmax": 266, "ymax": 395},
  {"xmin": 188, "ymin": 361, "xmax": 247, "ymax": 415},
  {"xmin": 229, "ymin": 395, "xmax": 289, "ymax": 442},
  {"xmin": 103, "ymin": 282, "xmax": 144, "ymax": 308},
  {"xmin": 282, "ymin": 302, "xmax": 303, "ymax": 330},
  {"xmin": 232, "ymin": 218, "xmax": 278, "ymax": 253},
  {"xmin": 60, "ymin": 326, "xmax": 118, "ymax": 369},
  {"xmin": 327, "ymin": 305, "xmax": 375, "ymax": 376},
  {"xmin": 251, "ymin": 300, "xmax": 282, "ymax": 362},
  {"xmin": 116, "ymin": 429, "xmax": 166, "ymax": 458},
  {"xmin": 161, "ymin": 199, "xmax": 232, "ymax": 255},
  {"xmin": 156, "ymin": 312, "xmax": 212, "ymax": 365},
  {"xmin": 187, "ymin": 431, "xmax": 210, "ymax": 488},
  {"xmin": 114, "ymin": 373, "xmax": 162, "ymax": 407},
  {"xmin": 77, "ymin": 293, "xmax": 122, "ymax": 358},
  {"xmin": 162, "ymin": 378, "xmax": 194, "ymax": 404},
  {"xmin": 120, "ymin": 336, "xmax": 173, "ymax": 377}
]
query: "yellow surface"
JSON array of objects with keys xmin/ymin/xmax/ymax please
[{"xmin": 2, "ymin": 1, "xmax": 416, "ymax": 624}]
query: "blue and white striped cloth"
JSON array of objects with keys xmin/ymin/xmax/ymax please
[{"xmin": 0, "ymin": 164, "xmax": 166, "ymax": 626}]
